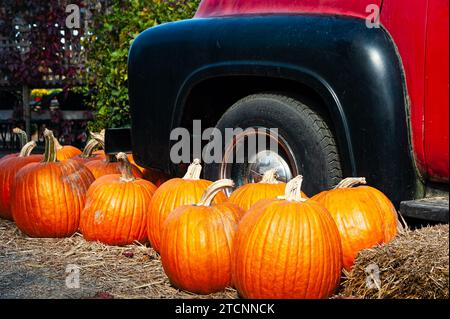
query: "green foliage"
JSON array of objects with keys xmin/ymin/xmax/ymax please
[{"xmin": 82, "ymin": 0, "xmax": 200, "ymax": 132}]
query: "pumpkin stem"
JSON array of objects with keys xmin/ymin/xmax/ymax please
[
  {"xmin": 183, "ymin": 158, "xmax": 202, "ymax": 180},
  {"xmin": 282, "ymin": 175, "xmax": 307, "ymax": 202},
  {"xmin": 90, "ymin": 131, "xmax": 105, "ymax": 147},
  {"xmin": 197, "ymin": 179, "xmax": 234, "ymax": 206},
  {"xmin": 116, "ymin": 152, "xmax": 135, "ymax": 182},
  {"xmin": 18, "ymin": 140, "xmax": 37, "ymax": 157},
  {"xmin": 12, "ymin": 127, "xmax": 28, "ymax": 148},
  {"xmin": 334, "ymin": 177, "xmax": 367, "ymax": 189},
  {"xmin": 43, "ymin": 129, "xmax": 58, "ymax": 163},
  {"xmin": 260, "ymin": 169, "xmax": 280, "ymax": 184},
  {"xmin": 80, "ymin": 139, "xmax": 99, "ymax": 158},
  {"xmin": 91, "ymin": 130, "xmax": 115, "ymax": 162},
  {"xmin": 52, "ymin": 134, "xmax": 64, "ymax": 150}
]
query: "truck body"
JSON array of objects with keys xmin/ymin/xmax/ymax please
[{"xmin": 126, "ymin": 0, "xmax": 449, "ymax": 221}]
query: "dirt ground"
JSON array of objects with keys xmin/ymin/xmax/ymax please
[{"xmin": 0, "ymin": 219, "xmax": 238, "ymax": 299}]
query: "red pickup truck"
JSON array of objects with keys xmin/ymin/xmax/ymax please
[{"xmin": 125, "ymin": 0, "xmax": 449, "ymax": 221}]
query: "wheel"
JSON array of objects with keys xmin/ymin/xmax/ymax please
[{"xmin": 203, "ymin": 93, "xmax": 342, "ymax": 196}]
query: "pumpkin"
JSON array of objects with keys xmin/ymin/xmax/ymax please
[
  {"xmin": 160, "ymin": 179, "xmax": 243, "ymax": 294},
  {"xmin": 53, "ymin": 135, "xmax": 82, "ymax": 160},
  {"xmin": 232, "ymin": 175, "xmax": 342, "ymax": 299},
  {"xmin": 84, "ymin": 133, "xmax": 142, "ymax": 179},
  {"xmin": 0, "ymin": 128, "xmax": 30, "ymax": 162},
  {"xmin": 311, "ymin": 177, "xmax": 399, "ymax": 271},
  {"xmin": 147, "ymin": 159, "xmax": 226, "ymax": 252},
  {"xmin": 11, "ymin": 129, "xmax": 95, "ymax": 237},
  {"xmin": 0, "ymin": 141, "xmax": 42, "ymax": 220},
  {"xmin": 80, "ymin": 152, "xmax": 157, "ymax": 245},
  {"xmin": 229, "ymin": 169, "xmax": 307, "ymax": 211}
]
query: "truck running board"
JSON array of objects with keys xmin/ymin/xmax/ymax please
[{"xmin": 400, "ymin": 197, "xmax": 449, "ymax": 223}]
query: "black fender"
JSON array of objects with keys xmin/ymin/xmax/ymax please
[{"xmin": 128, "ymin": 14, "xmax": 418, "ymax": 204}]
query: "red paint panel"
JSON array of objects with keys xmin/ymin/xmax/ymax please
[
  {"xmin": 380, "ymin": 0, "xmax": 428, "ymax": 176},
  {"xmin": 195, "ymin": 0, "xmax": 381, "ymax": 19},
  {"xmin": 424, "ymin": 0, "xmax": 449, "ymax": 182}
]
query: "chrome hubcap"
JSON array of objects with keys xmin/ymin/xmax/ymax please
[
  {"xmin": 220, "ymin": 127, "xmax": 298, "ymax": 191},
  {"xmin": 247, "ymin": 150, "xmax": 293, "ymax": 183}
]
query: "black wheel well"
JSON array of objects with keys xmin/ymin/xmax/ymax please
[{"xmin": 180, "ymin": 76, "xmax": 351, "ymax": 176}]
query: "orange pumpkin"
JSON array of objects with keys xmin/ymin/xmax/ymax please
[
  {"xmin": 312, "ymin": 177, "xmax": 399, "ymax": 271},
  {"xmin": 80, "ymin": 152, "xmax": 157, "ymax": 245},
  {"xmin": 0, "ymin": 141, "xmax": 42, "ymax": 220},
  {"xmin": 53, "ymin": 135, "xmax": 82, "ymax": 160},
  {"xmin": 229, "ymin": 169, "xmax": 306, "ymax": 211},
  {"xmin": 0, "ymin": 128, "xmax": 30, "ymax": 163},
  {"xmin": 84, "ymin": 132, "xmax": 142, "ymax": 179},
  {"xmin": 232, "ymin": 175, "xmax": 342, "ymax": 299},
  {"xmin": 160, "ymin": 179, "xmax": 243, "ymax": 294},
  {"xmin": 11, "ymin": 129, "xmax": 95, "ymax": 237},
  {"xmin": 147, "ymin": 159, "xmax": 226, "ymax": 252}
]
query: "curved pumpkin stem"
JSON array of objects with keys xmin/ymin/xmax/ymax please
[
  {"xmin": 282, "ymin": 175, "xmax": 307, "ymax": 202},
  {"xmin": 116, "ymin": 152, "xmax": 135, "ymax": 182},
  {"xmin": 90, "ymin": 131, "xmax": 105, "ymax": 148},
  {"xmin": 183, "ymin": 158, "xmax": 202, "ymax": 180},
  {"xmin": 197, "ymin": 179, "xmax": 234, "ymax": 206},
  {"xmin": 80, "ymin": 139, "xmax": 99, "ymax": 159},
  {"xmin": 260, "ymin": 169, "xmax": 279, "ymax": 184},
  {"xmin": 334, "ymin": 177, "xmax": 367, "ymax": 189},
  {"xmin": 52, "ymin": 134, "xmax": 64, "ymax": 151},
  {"xmin": 12, "ymin": 127, "xmax": 28, "ymax": 148},
  {"xmin": 18, "ymin": 140, "xmax": 37, "ymax": 157},
  {"xmin": 43, "ymin": 129, "xmax": 57, "ymax": 163},
  {"xmin": 91, "ymin": 129, "xmax": 115, "ymax": 162}
]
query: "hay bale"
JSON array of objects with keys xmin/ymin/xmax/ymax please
[{"xmin": 341, "ymin": 224, "xmax": 449, "ymax": 299}]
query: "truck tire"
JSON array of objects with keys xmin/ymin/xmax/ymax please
[{"xmin": 203, "ymin": 93, "xmax": 342, "ymax": 196}]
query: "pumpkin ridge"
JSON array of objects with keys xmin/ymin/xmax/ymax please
[
  {"xmin": 60, "ymin": 164, "xmax": 70, "ymax": 235},
  {"xmin": 113, "ymin": 183, "xmax": 126, "ymax": 242},
  {"xmin": 213, "ymin": 208, "xmax": 231, "ymax": 288},
  {"xmin": 87, "ymin": 183, "xmax": 108, "ymax": 239},
  {"xmin": 240, "ymin": 200, "xmax": 272, "ymax": 296},
  {"xmin": 279, "ymin": 204, "xmax": 295, "ymax": 296},
  {"xmin": 49, "ymin": 165, "xmax": 59, "ymax": 237},
  {"xmin": 134, "ymin": 186, "xmax": 144, "ymax": 241},
  {"xmin": 171, "ymin": 212, "xmax": 184, "ymax": 288},
  {"xmin": 366, "ymin": 189, "xmax": 387, "ymax": 244},
  {"xmin": 127, "ymin": 183, "xmax": 140, "ymax": 242},
  {"xmin": 68, "ymin": 163, "xmax": 83, "ymax": 234},
  {"xmin": 302, "ymin": 204, "xmax": 313, "ymax": 298},
  {"xmin": 112, "ymin": 181, "xmax": 126, "ymax": 242},
  {"xmin": 290, "ymin": 205, "xmax": 301, "ymax": 295},
  {"xmin": 182, "ymin": 209, "xmax": 193, "ymax": 289},
  {"xmin": 324, "ymin": 205, "xmax": 339, "ymax": 295},
  {"xmin": 318, "ymin": 204, "xmax": 337, "ymax": 296},
  {"xmin": 256, "ymin": 202, "xmax": 280, "ymax": 297},
  {"xmin": 306, "ymin": 204, "xmax": 321, "ymax": 297}
]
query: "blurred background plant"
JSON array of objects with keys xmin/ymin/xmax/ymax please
[{"xmin": 80, "ymin": 0, "xmax": 200, "ymax": 132}]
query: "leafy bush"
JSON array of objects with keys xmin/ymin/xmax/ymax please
[
  {"xmin": 82, "ymin": 0, "xmax": 200, "ymax": 132},
  {"xmin": 0, "ymin": 0, "xmax": 85, "ymax": 86}
]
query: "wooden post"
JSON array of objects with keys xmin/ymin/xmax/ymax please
[{"xmin": 22, "ymin": 85, "xmax": 31, "ymax": 138}]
